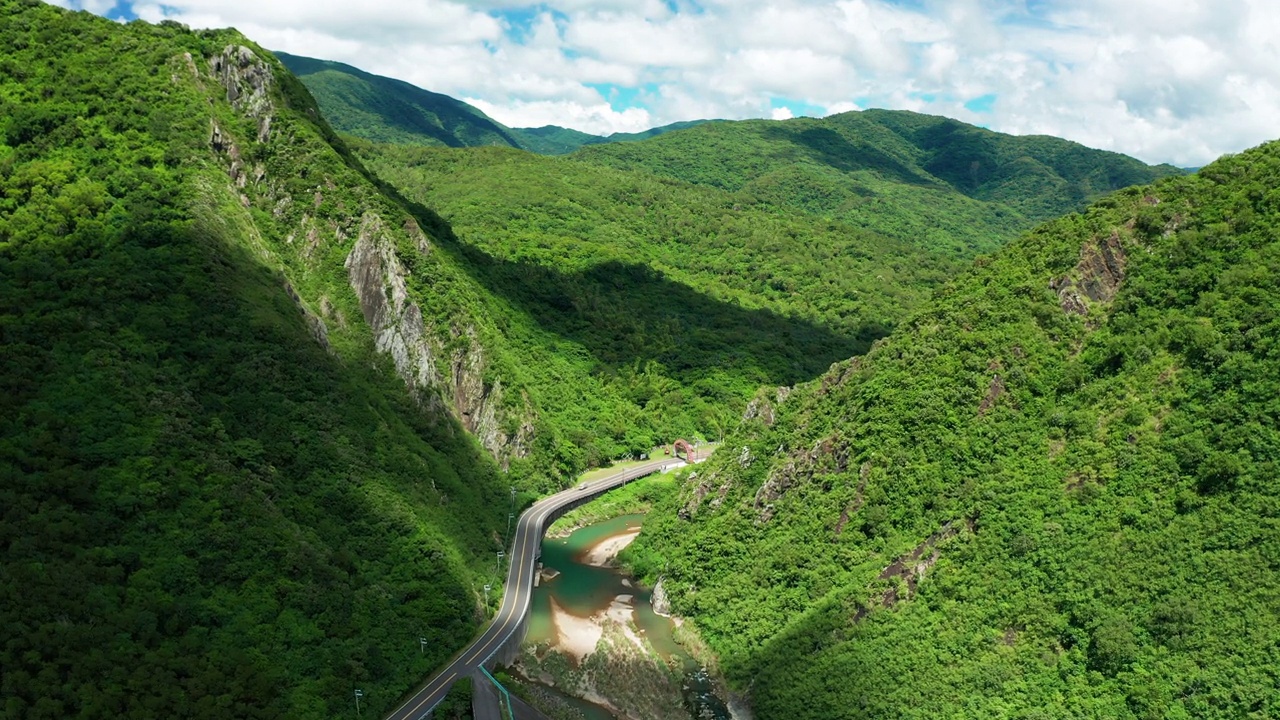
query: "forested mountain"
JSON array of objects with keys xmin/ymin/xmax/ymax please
[
  {"xmin": 578, "ymin": 111, "xmax": 1183, "ymax": 255},
  {"xmin": 356, "ymin": 140, "xmax": 954, "ymax": 467},
  {"xmin": 349, "ymin": 115, "xmax": 1176, "ymax": 458},
  {"xmin": 513, "ymin": 119, "xmax": 710, "ymax": 155},
  {"xmin": 275, "ymin": 52, "xmax": 527, "ymax": 149},
  {"xmin": 626, "ymin": 140, "xmax": 1280, "ymax": 719},
  {"xmin": 277, "ymin": 52, "xmax": 704, "ymax": 154},
  {"xmin": 3, "ymin": 3, "xmax": 1227, "ymax": 719},
  {"xmin": 0, "ymin": 3, "xmax": 527, "ymax": 716}
]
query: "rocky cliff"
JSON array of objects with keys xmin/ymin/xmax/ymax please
[{"xmin": 190, "ymin": 40, "xmax": 535, "ymax": 469}]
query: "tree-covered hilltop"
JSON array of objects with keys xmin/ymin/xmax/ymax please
[
  {"xmin": 275, "ymin": 52, "xmax": 527, "ymax": 149},
  {"xmin": 356, "ymin": 140, "xmax": 956, "ymax": 465},
  {"xmin": 276, "ymin": 52, "xmax": 705, "ymax": 154},
  {"xmin": 577, "ymin": 110, "xmax": 1183, "ymax": 256},
  {"xmin": 626, "ymin": 140, "xmax": 1280, "ymax": 719},
  {"xmin": 0, "ymin": 2, "xmax": 520, "ymax": 716},
  {"xmin": 513, "ymin": 120, "xmax": 712, "ymax": 155}
]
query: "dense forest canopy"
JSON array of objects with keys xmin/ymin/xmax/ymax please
[
  {"xmin": 626, "ymin": 140, "xmax": 1280, "ymax": 719},
  {"xmin": 356, "ymin": 140, "xmax": 956, "ymax": 465},
  {"xmin": 0, "ymin": 3, "xmax": 503, "ymax": 717},
  {"xmin": 2, "ymin": 2, "xmax": 1251, "ymax": 719},
  {"xmin": 576, "ymin": 110, "xmax": 1183, "ymax": 256}
]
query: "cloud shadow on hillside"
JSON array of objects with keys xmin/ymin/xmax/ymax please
[{"xmin": 766, "ymin": 125, "xmax": 941, "ymax": 189}]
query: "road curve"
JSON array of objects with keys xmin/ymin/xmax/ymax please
[{"xmin": 385, "ymin": 458, "xmax": 676, "ymax": 720}]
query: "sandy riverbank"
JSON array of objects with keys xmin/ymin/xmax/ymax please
[
  {"xmin": 550, "ymin": 593, "xmax": 649, "ymax": 663},
  {"xmin": 550, "ymin": 597, "xmax": 603, "ymax": 661},
  {"xmin": 580, "ymin": 527, "xmax": 641, "ymax": 566}
]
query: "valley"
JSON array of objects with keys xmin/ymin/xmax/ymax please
[{"xmin": 4, "ymin": 2, "xmax": 1278, "ymax": 720}]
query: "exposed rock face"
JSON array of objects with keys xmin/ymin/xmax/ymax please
[
  {"xmin": 833, "ymin": 461, "xmax": 871, "ymax": 538},
  {"xmin": 346, "ymin": 213, "xmax": 439, "ymax": 387},
  {"xmin": 978, "ymin": 373, "xmax": 1006, "ymax": 416},
  {"xmin": 853, "ymin": 518, "xmax": 976, "ymax": 622},
  {"xmin": 678, "ymin": 469, "xmax": 734, "ymax": 520},
  {"xmin": 210, "ymin": 45, "xmax": 274, "ymax": 142},
  {"xmin": 1050, "ymin": 230, "xmax": 1128, "ymax": 316},
  {"xmin": 741, "ymin": 386, "xmax": 792, "ymax": 427},
  {"xmin": 753, "ymin": 434, "xmax": 851, "ymax": 523},
  {"xmin": 345, "ymin": 214, "xmax": 533, "ymax": 466},
  {"xmin": 651, "ymin": 576, "xmax": 672, "ymax": 616},
  {"xmin": 197, "ymin": 43, "xmax": 533, "ymax": 468}
]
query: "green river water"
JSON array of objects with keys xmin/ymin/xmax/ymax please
[{"xmin": 523, "ymin": 514, "xmax": 731, "ymax": 720}]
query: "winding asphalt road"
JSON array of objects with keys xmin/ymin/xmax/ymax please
[{"xmin": 384, "ymin": 458, "xmax": 676, "ymax": 720}]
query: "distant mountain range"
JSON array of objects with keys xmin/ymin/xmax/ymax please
[{"xmin": 275, "ymin": 52, "xmax": 707, "ymax": 154}]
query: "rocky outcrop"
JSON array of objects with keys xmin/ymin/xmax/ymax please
[
  {"xmin": 210, "ymin": 45, "xmax": 274, "ymax": 142},
  {"xmin": 753, "ymin": 434, "xmax": 851, "ymax": 523},
  {"xmin": 978, "ymin": 373, "xmax": 1006, "ymax": 416},
  {"xmin": 833, "ymin": 461, "xmax": 871, "ymax": 539},
  {"xmin": 678, "ymin": 469, "xmax": 736, "ymax": 520},
  {"xmin": 346, "ymin": 213, "xmax": 440, "ymax": 388},
  {"xmin": 651, "ymin": 576, "xmax": 672, "ymax": 617},
  {"xmin": 449, "ymin": 325, "xmax": 535, "ymax": 462},
  {"xmin": 345, "ymin": 214, "xmax": 533, "ymax": 466},
  {"xmin": 853, "ymin": 518, "xmax": 975, "ymax": 622},
  {"xmin": 283, "ymin": 280, "xmax": 331, "ymax": 351},
  {"xmin": 741, "ymin": 386, "xmax": 792, "ymax": 427},
  {"xmin": 1050, "ymin": 230, "xmax": 1128, "ymax": 316},
  {"xmin": 205, "ymin": 46, "xmax": 273, "ymax": 206}
]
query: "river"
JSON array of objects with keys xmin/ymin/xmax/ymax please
[{"xmin": 521, "ymin": 514, "xmax": 732, "ymax": 720}]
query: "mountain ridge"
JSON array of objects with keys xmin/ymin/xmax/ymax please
[
  {"xmin": 275, "ymin": 52, "xmax": 707, "ymax": 154},
  {"xmin": 625, "ymin": 136, "xmax": 1280, "ymax": 719},
  {"xmin": 575, "ymin": 109, "xmax": 1184, "ymax": 255}
]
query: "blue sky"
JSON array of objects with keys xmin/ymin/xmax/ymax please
[{"xmin": 46, "ymin": 0, "xmax": 1280, "ymax": 166}]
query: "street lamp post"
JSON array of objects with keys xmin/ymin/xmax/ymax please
[
  {"xmin": 496, "ymin": 551, "xmax": 505, "ymax": 577},
  {"xmin": 419, "ymin": 637, "xmax": 428, "ymax": 655},
  {"xmin": 354, "ymin": 689, "xmax": 363, "ymax": 716}
]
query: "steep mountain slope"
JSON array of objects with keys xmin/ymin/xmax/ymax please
[
  {"xmin": 577, "ymin": 111, "xmax": 1183, "ymax": 255},
  {"xmin": 626, "ymin": 141, "xmax": 1280, "ymax": 718},
  {"xmin": 357, "ymin": 140, "xmax": 956, "ymax": 463},
  {"xmin": 0, "ymin": 3, "xmax": 526, "ymax": 717},
  {"xmin": 277, "ymin": 52, "xmax": 703, "ymax": 154},
  {"xmin": 275, "ymin": 51, "xmax": 525, "ymax": 149}
]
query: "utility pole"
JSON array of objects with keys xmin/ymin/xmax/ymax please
[
  {"xmin": 354, "ymin": 689, "xmax": 363, "ymax": 716},
  {"xmin": 506, "ymin": 512, "xmax": 514, "ymax": 542}
]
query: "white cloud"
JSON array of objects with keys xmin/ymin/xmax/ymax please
[
  {"xmin": 772, "ymin": 107, "xmax": 795, "ymax": 121},
  {"xmin": 467, "ymin": 97, "xmax": 653, "ymax": 136},
  {"xmin": 44, "ymin": 0, "xmax": 1280, "ymax": 165}
]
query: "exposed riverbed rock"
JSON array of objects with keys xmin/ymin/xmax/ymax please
[{"xmin": 651, "ymin": 576, "xmax": 672, "ymax": 616}]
